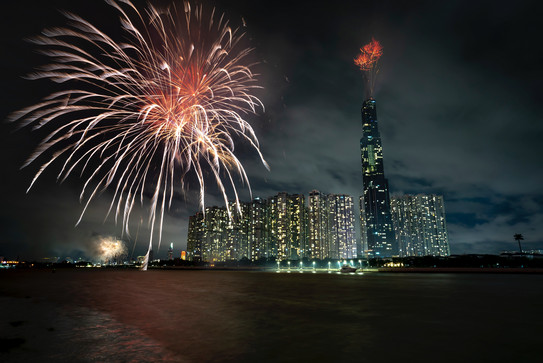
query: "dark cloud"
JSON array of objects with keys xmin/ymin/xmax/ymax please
[{"xmin": 1, "ymin": 0, "xmax": 541, "ymax": 259}]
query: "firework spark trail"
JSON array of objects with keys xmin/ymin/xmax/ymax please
[
  {"xmin": 354, "ymin": 38, "xmax": 383, "ymax": 97},
  {"xmin": 10, "ymin": 0, "xmax": 268, "ymax": 269}
]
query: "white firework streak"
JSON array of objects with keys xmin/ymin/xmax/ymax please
[{"xmin": 9, "ymin": 0, "xmax": 269, "ymax": 265}]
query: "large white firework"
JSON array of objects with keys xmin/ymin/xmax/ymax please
[{"xmin": 10, "ymin": 0, "xmax": 268, "ymax": 265}]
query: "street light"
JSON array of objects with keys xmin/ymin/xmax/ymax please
[
  {"xmin": 277, "ymin": 260, "xmax": 280, "ymax": 272},
  {"xmin": 288, "ymin": 261, "xmax": 291, "ymax": 272},
  {"xmin": 328, "ymin": 261, "xmax": 331, "ymax": 273}
]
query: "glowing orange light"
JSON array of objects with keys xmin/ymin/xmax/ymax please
[
  {"xmin": 354, "ymin": 38, "xmax": 383, "ymax": 71},
  {"xmin": 354, "ymin": 38, "xmax": 383, "ymax": 97}
]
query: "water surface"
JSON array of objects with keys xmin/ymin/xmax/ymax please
[{"xmin": 1, "ymin": 270, "xmax": 541, "ymax": 362}]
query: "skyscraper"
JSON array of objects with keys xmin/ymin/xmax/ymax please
[
  {"xmin": 224, "ymin": 201, "xmax": 250, "ymax": 261},
  {"xmin": 268, "ymin": 192, "xmax": 306, "ymax": 261},
  {"xmin": 360, "ymin": 98, "xmax": 396, "ymax": 257},
  {"xmin": 186, "ymin": 192, "xmax": 308, "ymax": 263},
  {"xmin": 307, "ymin": 191, "xmax": 357, "ymax": 259},
  {"xmin": 249, "ymin": 197, "xmax": 270, "ymax": 261},
  {"xmin": 308, "ymin": 190, "xmax": 328, "ymax": 260},
  {"xmin": 287, "ymin": 193, "xmax": 307, "ymax": 259},
  {"xmin": 202, "ymin": 206, "xmax": 229, "ymax": 262},
  {"xmin": 187, "ymin": 212, "xmax": 204, "ymax": 261},
  {"xmin": 167, "ymin": 243, "xmax": 173, "ymax": 260},
  {"xmin": 391, "ymin": 194, "xmax": 450, "ymax": 257},
  {"xmin": 327, "ymin": 194, "xmax": 357, "ymax": 259}
]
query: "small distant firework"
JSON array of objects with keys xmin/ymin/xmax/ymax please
[
  {"xmin": 354, "ymin": 38, "xmax": 383, "ymax": 97},
  {"xmin": 10, "ymin": 0, "xmax": 268, "ymax": 269},
  {"xmin": 98, "ymin": 237, "xmax": 127, "ymax": 264}
]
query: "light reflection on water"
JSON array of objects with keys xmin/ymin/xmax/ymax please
[{"xmin": 1, "ymin": 270, "xmax": 542, "ymax": 362}]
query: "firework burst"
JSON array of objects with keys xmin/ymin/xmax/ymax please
[
  {"xmin": 97, "ymin": 236, "xmax": 127, "ymax": 264},
  {"xmin": 10, "ymin": 0, "xmax": 268, "ymax": 269},
  {"xmin": 354, "ymin": 38, "xmax": 383, "ymax": 97}
]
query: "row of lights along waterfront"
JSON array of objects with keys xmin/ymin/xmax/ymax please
[{"xmin": 275, "ymin": 260, "xmax": 365, "ymax": 273}]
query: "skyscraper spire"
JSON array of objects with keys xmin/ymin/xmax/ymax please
[{"xmin": 360, "ymin": 98, "xmax": 396, "ymax": 257}]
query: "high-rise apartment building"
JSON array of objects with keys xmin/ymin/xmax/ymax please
[
  {"xmin": 268, "ymin": 192, "xmax": 307, "ymax": 261},
  {"xmin": 186, "ymin": 192, "xmax": 308, "ymax": 262},
  {"xmin": 188, "ymin": 204, "xmax": 252, "ymax": 262},
  {"xmin": 327, "ymin": 194, "xmax": 357, "ymax": 259},
  {"xmin": 359, "ymin": 196, "xmax": 368, "ymax": 257},
  {"xmin": 187, "ymin": 212, "xmax": 204, "ymax": 261},
  {"xmin": 267, "ymin": 193, "xmax": 286, "ymax": 260},
  {"xmin": 391, "ymin": 194, "xmax": 450, "ymax": 257},
  {"xmin": 308, "ymin": 190, "xmax": 328, "ymax": 259},
  {"xmin": 359, "ymin": 98, "xmax": 396, "ymax": 257},
  {"xmin": 248, "ymin": 197, "xmax": 269, "ymax": 261},
  {"xmin": 307, "ymin": 191, "xmax": 357, "ymax": 259},
  {"xmin": 202, "ymin": 206, "xmax": 229, "ymax": 262},
  {"xmin": 186, "ymin": 191, "xmax": 360, "ymax": 262},
  {"xmin": 288, "ymin": 194, "xmax": 307, "ymax": 259}
]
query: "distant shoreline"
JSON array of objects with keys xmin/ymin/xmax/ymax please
[
  {"xmin": 152, "ymin": 266, "xmax": 543, "ymax": 274},
  {"xmin": 153, "ymin": 266, "xmax": 543, "ymax": 274},
  {"xmin": 374, "ymin": 267, "xmax": 543, "ymax": 274},
  {"xmin": 2, "ymin": 266, "xmax": 543, "ymax": 274}
]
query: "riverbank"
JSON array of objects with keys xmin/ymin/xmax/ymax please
[
  {"xmin": 375, "ymin": 267, "xmax": 543, "ymax": 274},
  {"xmin": 3, "ymin": 265, "xmax": 543, "ymax": 274}
]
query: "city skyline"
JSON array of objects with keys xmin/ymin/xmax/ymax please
[
  {"xmin": 0, "ymin": 0, "xmax": 541, "ymax": 260},
  {"xmin": 186, "ymin": 191, "xmax": 360, "ymax": 262},
  {"xmin": 185, "ymin": 187, "xmax": 450, "ymax": 263}
]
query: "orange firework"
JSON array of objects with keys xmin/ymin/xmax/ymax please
[
  {"xmin": 354, "ymin": 38, "xmax": 383, "ymax": 97},
  {"xmin": 363, "ymin": 39, "xmax": 383, "ymax": 61},
  {"xmin": 354, "ymin": 38, "xmax": 382, "ymax": 71}
]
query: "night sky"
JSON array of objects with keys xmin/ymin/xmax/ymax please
[{"xmin": 1, "ymin": 0, "xmax": 541, "ymax": 260}]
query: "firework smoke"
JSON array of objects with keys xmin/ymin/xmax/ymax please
[
  {"xmin": 97, "ymin": 236, "xmax": 127, "ymax": 264},
  {"xmin": 354, "ymin": 38, "xmax": 383, "ymax": 97},
  {"xmin": 10, "ymin": 0, "xmax": 268, "ymax": 269}
]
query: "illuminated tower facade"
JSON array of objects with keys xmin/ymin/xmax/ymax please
[
  {"xmin": 249, "ymin": 197, "xmax": 269, "ymax": 261},
  {"xmin": 391, "ymin": 194, "xmax": 450, "ymax": 257},
  {"xmin": 268, "ymin": 192, "xmax": 306, "ymax": 261},
  {"xmin": 202, "ymin": 206, "xmax": 229, "ymax": 262},
  {"xmin": 187, "ymin": 212, "xmax": 204, "ymax": 261},
  {"xmin": 287, "ymin": 194, "xmax": 307, "ymax": 259},
  {"xmin": 167, "ymin": 243, "xmax": 173, "ymax": 260},
  {"xmin": 360, "ymin": 98, "xmax": 396, "ymax": 257},
  {"xmin": 327, "ymin": 194, "xmax": 357, "ymax": 259},
  {"xmin": 308, "ymin": 190, "xmax": 328, "ymax": 259},
  {"xmin": 307, "ymin": 191, "xmax": 356, "ymax": 259}
]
